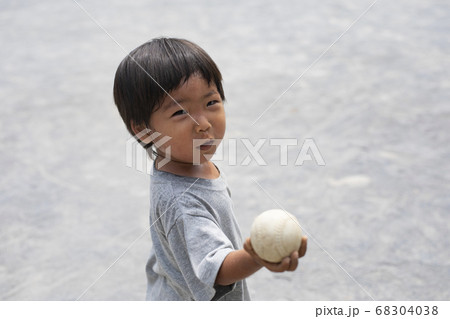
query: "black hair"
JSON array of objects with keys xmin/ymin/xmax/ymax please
[{"xmin": 113, "ymin": 37, "xmax": 225, "ymax": 148}]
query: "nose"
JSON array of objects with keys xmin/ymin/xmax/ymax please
[{"xmin": 194, "ymin": 115, "xmax": 212, "ymax": 133}]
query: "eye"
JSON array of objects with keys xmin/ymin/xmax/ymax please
[
  {"xmin": 171, "ymin": 109, "xmax": 187, "ymax": 117},
  {"xmin": 207, "ymin": 100, "xmax": 219, "ymax": 107}
]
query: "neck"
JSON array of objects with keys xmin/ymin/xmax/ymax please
[{"xmin": 155, "ymin": 157, "xmax": 219, "ymax": 179}]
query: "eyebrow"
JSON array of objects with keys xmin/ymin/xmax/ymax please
[{"xmin": 161, "ymin": 90, "xmax": 219, "ymax": 112}]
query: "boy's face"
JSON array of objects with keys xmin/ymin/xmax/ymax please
[{"xmin": 149, "ymin": 75, "xmax": 226, "ymax": 166}]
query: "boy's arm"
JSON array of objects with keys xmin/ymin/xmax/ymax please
[
  {"xmin": 215, "ymin": 237, "xmax": 307, "ymax": 286},
  {"xmin": 215, "ymin": 249, "xmax": 262, "ymax": 286}
]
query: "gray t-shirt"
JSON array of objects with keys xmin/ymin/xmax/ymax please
[{"xmin": 145, "ymin": 165, "xmax": 250, "ymax": 301}]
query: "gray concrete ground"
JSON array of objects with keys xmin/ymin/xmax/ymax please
[{"xmin": 1, "ymin": 0, "xmax": 449, "ymax": 300}]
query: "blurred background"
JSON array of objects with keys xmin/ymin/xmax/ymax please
[{"xmin": 0, "ymin": 0, "xmax": 449, "ymax": 300}]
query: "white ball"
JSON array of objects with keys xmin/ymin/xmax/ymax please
[{"xmin": 250, "ymin": 209, "xmax": 302, "ymax": 263}]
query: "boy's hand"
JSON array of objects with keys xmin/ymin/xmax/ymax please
[{"xmin": 243, "ymin": 237, "xmax": 307, "ymax": 272}]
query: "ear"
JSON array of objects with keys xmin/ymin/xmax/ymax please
[
  {"xmin": 131, "ymin": 121, "xmax": 154, "ymax": 145},
  {"xmin": 131, "ymin": 121, "xmax": 147, "ymax": 136}
]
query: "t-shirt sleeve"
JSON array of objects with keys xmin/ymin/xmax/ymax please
[{"xmin": 165, "ymin": 196, "xmax": 235, "ymax": 301}]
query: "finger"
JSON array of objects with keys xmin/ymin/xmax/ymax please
[
  {"xmin": 265, "ymin": 256, "xmax": 288, "ymax": 273},
  {"xmin": 298, "ymin": 236, "xmax": 308, "ymax": 258},
  {"xmin": 278, "ymin": 256, "xmax": 291, "ymax": 272},
  {"xmin": 288, "ymin": 251, "xmax": 299, "ymax": 271},
  {"xmin": 244, "ymin": 238, "xmax": 253, "ymax": 253}
]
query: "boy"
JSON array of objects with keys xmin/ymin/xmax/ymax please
[{"xmin": 113, "ymin": 38, "xmax": 307, "ymax": 301}]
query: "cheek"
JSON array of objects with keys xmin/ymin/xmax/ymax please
[
  {"xmin": 148, "ymin": 125, "xmax": 175, "ymax": 153},
  {"xmin": 149, "ymin": 120, "xmax": 174, "ymax": 147},
  {"xmin": 160, "ymin": 130, "xmax": 193, "ymax": 156},
  {"xmin": 151, "ymin": 135, "xmax": 170, "ymax": 155},
  {"xmin": 215, "ymin": 113, "xmax": 226, "ymax": 138}
]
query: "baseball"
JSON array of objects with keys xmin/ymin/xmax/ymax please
[{"xmin": 250, "ymin": 209, "xmax": 303, "ymax": 263}]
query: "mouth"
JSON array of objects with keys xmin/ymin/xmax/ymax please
[{"xmin": 197, "ymin": 139, "xmax": 215, "ymax": 151}]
